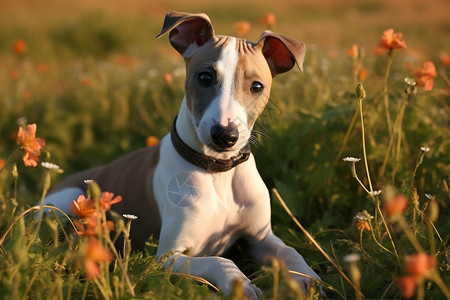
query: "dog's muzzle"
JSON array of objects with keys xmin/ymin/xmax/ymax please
[{"xmin": 210, "ymin": 121, "xmax": 239, "ymax": 149}]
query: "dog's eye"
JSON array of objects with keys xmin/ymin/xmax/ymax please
[
  {"xmin": 198, "ymin": 72, "xmax": 213, "ymax": 85},
  {"xmin": 250, "ymin": 81, "xmax": 264, "ymax": 94}
]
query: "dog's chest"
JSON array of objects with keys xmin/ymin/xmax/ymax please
[{"xmin": 192, "ymin": 174, "xmax": 251, "ymax": 255}]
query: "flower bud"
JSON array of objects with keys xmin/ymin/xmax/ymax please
[{"xmin": 356, "ymin": 82, "xmax": 366, "ymax": 99}]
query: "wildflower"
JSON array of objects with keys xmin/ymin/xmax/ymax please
[
  {"xmin": 378, "ymin": 29, "xmax": 407, "ymax": 51},
  {"xmin": 123, "ymin": 214, "xmax": 138, "ymax": 220},
  {"xmin": 75, "ymin": 214, "xmax": 114, "ymax": 237},
  {"xmin": 396, "ymin": 276, "xmax": 416, "ymax": 299},
  {"xmin": 425, "ymin": 193, "xmax": 434, "ymax": 200},
  {"xmin": 71, "ymin": 195, "xmax": 96, "ymax": 219},
  {"xmin": 343, "ymin": 253, "xmax": 361, "ymax": 264},
  {"xmin": 98, "ymin": 192, "xmax": 122, "ymax": 211},
  {"xmin": 358, "ymin": 67, "xmax": 368, "ymax": 81},
  {"xmin": 146, "ymin": 136, "xmax": 159, "ymax": 147},
  {"xmin": 368, "ymin": 190, "xmax": 382, "ymax": 197},
  {"xmin": 347, "ymin": 44, "xmax": 359, "ymax": 58},
  {"xmin": 81, "ymin": 76, "xmax": 91, "ymax": 86},
  {"xmin": 328, "ymin": 48, "xmax": 338, "ymax": 60},
  {"xmin": 343, "ymin": 157, "xmax": 361, "ymax": 178},
  {"xmin": 22, "ymin": 90, "xmax": 31, "ymax": 99},
  {"xmin": 415, "ymin": 61, "xmax": 437, "ymax": 91},
  {"xmin": 37, "ymin": 62, "xmax": 49, "ymax": 74},
  {"xmin": 13, "ymin": 39, "xmax": 27, "ymax": 55},
  {"xmin": 343, "ymin": 157, "xmax": 361, "ymax": 162},
  {"xmin": 440, "ymin": 52, "xmax": 450, "ymax": 67},
  {"xmin": 0, "ymin": 159, "xmax": 5, "ymax": 170},
  {"xmin": 395, "ymin": 253, "xmax": 438, "ymax": 298},
  {"xmin": 11, "ymin": 69, "xmax": 19, "ymax": 80},
  {"xmin": 41, "ymin": 162, "xmax": 64, "ymax": 173},
  {"xmin": 233, "ymin": 21, "xmax": 251, "ymax": 37},
  {"xmin": 383, "ymin": 194, "xmax": 408, "ymax": 216},
  {"xmin": 260, "ymin": 13, "xmax": 276, "ymax": 28},
  {"xmin": 405, "ymin": 253, "xmax": 437, "ymax": 277},
  {"xmin": 404, "ymin": 77, "xmax": 417, "ymax": 95},
  {"xmin": 84, "ymin": 238, "xmax": 114, "ymax": 279},
  {"xmin": 420, "ymin": 146, "xmax": 430, "ymax": 152},
  {"xmin": 354, "ymin": 211, "xmax": 372, "ymax": 232},
  {"xmin": 16, "ymin": 123, "xmax": 46, "ymax": 167},
  {"xmin": 163, "ymin": 73, "xmax": 173, "ymax": 85}
]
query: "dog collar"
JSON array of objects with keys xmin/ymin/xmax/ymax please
[{"xmin": 170, "ymin": 117, "xmax": 251, "ymax": 172}]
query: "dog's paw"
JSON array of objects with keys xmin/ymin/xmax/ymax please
[
  {"xmin": 291, "ymin": 267, "xmax": 326, "ymax": 297},
  {"xmin": 230, "ymin": 279, "xmax": 262, "ymax": 300},
  {"xmin": 242, "ymin": 281, "xmax": 263, "ymax": 300}
]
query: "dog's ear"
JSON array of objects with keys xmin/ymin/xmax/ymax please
[
  {"xmin": 156, "ymin": 11, "xmax": 215, "ymax": 56},
  {"xmin": 255, "ymin": 31, "xmax": 306, "ymax": 77}
]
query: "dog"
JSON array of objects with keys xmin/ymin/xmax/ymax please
[{"xmin": 45, "ymin": 11, "xmax": 321, "ymax": 299}]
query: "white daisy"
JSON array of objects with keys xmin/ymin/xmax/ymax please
[
  {"xmin": 123, "ymin": 214, "xmax": 138, "ymax": 220},
  {"xmin": 343, "ymin": 157, "xmax": 361, "ymax": 162}
]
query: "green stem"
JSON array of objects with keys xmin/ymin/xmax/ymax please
[
  {"xmin": 359, "ymin": 98, "xmax": 373, "ymax": 192},
  {"xmin": 383, "ymin": 50, "xmax": 394, "ymax": 134},
  {"xmin": 392, "ymin": 93, "xmax": 409, "ymax": 182},
  {"xmin": 376, "ymin": 200, "xmax": 401, "ymax": 264}
]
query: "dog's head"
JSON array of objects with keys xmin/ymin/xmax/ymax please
[{"xmin": 158, "ymin": 12, "xmax": 305, "ymax": 159}]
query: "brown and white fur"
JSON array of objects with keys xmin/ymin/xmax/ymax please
[{"xmin": 45, "ymin": 12, "xmax": 321, "ymax": 299}]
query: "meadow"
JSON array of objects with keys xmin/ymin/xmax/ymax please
[{"xmin": 0, "ymin": 0, "xmax": 449, "ymax": 299}]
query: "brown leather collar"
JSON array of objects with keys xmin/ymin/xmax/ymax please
[{"xmin": 170, "ymin": 117, "xmax": 250, "ymax": 172}]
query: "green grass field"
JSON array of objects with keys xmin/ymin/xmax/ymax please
[{"xmin": 1, "ymin": 0, "xmax": 449, "ymax": 299}]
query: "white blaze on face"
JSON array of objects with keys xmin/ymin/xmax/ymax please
[{"xmin": 197, "ymin": 38, "xmax": 250, "ymax": 155}]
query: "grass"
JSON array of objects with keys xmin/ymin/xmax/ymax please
[{"xmin": 1, "ymin": 0, "xmax": 449, "ymax": 299}]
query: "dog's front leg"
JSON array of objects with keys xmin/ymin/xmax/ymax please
[
  {"xmin": 163, "ymin": 253, "xmax": 262, "ymax": 299},
  {"xmin": 249, "ymin": 233, "xmax": 321, "ymax": 292}
]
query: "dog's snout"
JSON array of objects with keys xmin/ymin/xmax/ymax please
[{"xmin": 210, "ymin": 121, "xmax": 239, "ymax": 149}]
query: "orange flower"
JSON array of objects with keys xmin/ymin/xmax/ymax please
[
  {"xmin": 163, "ymin": 73, "xmax": 173, "ymax": 85},
  {"xmin": 383, "ymin": 194, "xmax": 408, "ymax": 216},
  {"xmin": 11, "ymin": 69, "xmax": 19, "ymax": 80},
  {"xmin": 260, "ymin": 13, "xmax": 276, "ymax": 28},
  {"xmin": 358, "ymin": 67, "xmax": 368, "ymax": 80},
  {"xmin": 405, "ymin": 253, "xmax": 437, "ymax": 278},
  {"xmin": 415, "ymin": 61, "xmax": 437, "ymax": 91},
  {"xmin": 395, "ymin": 276, "xmax": 416, "ymax": 299},
  {"xmin": 355, "ymin": 220, "xmax": 370, "ymax": 231},
  {"xmin": 378, "ymin": 29, "xmax": 407, "ymax": 51},
  {"xmin": 75, "ymin": 214, "xmax": 114, "ymax": 237},
  {"xmin": 81, "ymin": 76, "xmax": 91, "ymax": 86},
  {"xmin": 37, "ymin": 62, "xmax": 49, "ymax": 74},
  {"xmin": 13, "ymin": 39, "xmax": 27, "ymax": 55},
  {"xmin": 22, "ymin": 90, "xmax": 31, "ymax": 99},
  {"xmin": 84, "ymin": 238, "xmax": 114, "ymax": 279},
  {"xmin": 440, "ymin": 52, "xmax": 450, "ymax": 67},
  {"xmin": 98, "ymin": 192, "xmax": 122, "ymax": 211},
  {"xmin": 0, "ymin": 159, "xmax": 5, "ymax": 170},
  {"xmin": 233, "ymin": 21, "xmax": 251, "ymax": 37},
  {"xmin": 71, "ymin": 195, "xmax": 96, "ymax": 219},
  {"xmin": 16, "ymin": 123, "xmax": 46, "ymax": 167},
  {"xmin": 146, "ymin": 136, "xmax": 159, "ymax": 147},
  {"xmin": 328, "ymin": 48, "xmax": 338, "ymax": 60},
  {"xmin": 347, "ymin": 44, "xmax": 359, "ymax": 58}
]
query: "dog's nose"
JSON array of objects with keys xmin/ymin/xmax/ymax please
[{"xmin": 210, "ymin": 121, "xmax": 239, "ymax": 149}]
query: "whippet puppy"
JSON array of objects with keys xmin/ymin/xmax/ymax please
[{"xmin": 45, "ymin": 11, "xmax": 321, "ymax": 299}]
